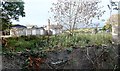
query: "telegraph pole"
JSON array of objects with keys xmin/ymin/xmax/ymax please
[{"xmin": 48, "ymin": 19, "xmax": 50, "ymax": 34}]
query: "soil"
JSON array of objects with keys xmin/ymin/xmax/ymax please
[{"xmin": 1, "ymin": 45, "xmax": 119, "ymax": 70}]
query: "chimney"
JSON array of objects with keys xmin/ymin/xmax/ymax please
[{"xmin": 48, "ymin": 19, "xmax": 50, "ymax": 33}]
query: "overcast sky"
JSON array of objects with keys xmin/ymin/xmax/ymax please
[{"xmin": 12, "ymin": 0, "xmax": 119, "ymax": 27}]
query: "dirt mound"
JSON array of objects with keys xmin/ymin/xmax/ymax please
[{"xmin": 2, "ymin": 45, "xmax": 118, "ymax": 70}]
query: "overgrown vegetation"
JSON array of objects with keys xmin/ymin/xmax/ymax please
[
  {"xmin": 2, "ymin": 33, "xmax": 112, "ymax": 53},
  {"xmin": 2, "ymin": 32, "xmax": 119, "ymax": 70}
]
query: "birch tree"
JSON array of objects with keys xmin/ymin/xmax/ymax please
[{"xmin": 50, "ymin": 0, "xmax": 105, "ymax": 34}]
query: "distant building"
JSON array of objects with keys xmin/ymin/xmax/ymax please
[
  {"xmin": 10, "ymin": 24, "xmax": 27, "ymax": 37},
  {"xmin": 10, "ymin": 24, "xmax": 53, "ymax": 37},
  {"xmin": 44, "ymin": 24, "xmax": 63, "ymax": 35},
  {"xmin": 36, "ymin": 27, "xmax": 46, "ymax": 35},
  {"xmin": 1, "ymin": 21, "xmax": 63, "ymax": 37}
]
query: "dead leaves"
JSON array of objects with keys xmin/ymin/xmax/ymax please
[{"xmin": 28, "ymin": 56, "xmax": 45, "ymax": 71}]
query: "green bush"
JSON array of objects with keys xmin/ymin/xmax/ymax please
[{"xmin": 3, "ymin": 32, "xmax": 112, "ymax": 52}]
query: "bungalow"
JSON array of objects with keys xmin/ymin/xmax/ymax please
[
  {"xmin": 3, "ymin": 19, "xmax": 63, "ymax": 37},
  {"xmin": 36, "ymin": 27, "xmax": 46, "ymax": 35},
  {"xmin": 10, "ymin": 24, "xmax": 27, "ymax": 37},
  {"xmin": 50, "ymin": 24, "xmax": 63, "ymax": 34},
  {"xmin": 26, "ymin": 25, "xmax": 47, "ymax": 36},
  {"xmin": 10, "ymin": 24, "xmax": 50, "ymax": 36},
  {"xmin": 44, "ymin": 24, "xmax": 63, "ymax": 35}
]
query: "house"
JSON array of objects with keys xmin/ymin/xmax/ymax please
[
  {"xmin": 32, "ymin": 26, "xmax": 46, "ymax": 35},
  {"xmin": 50, "ymin": 24, "xmax": 63, "ymax": 34},
  {"xmin": 44, "ymin": 24, "xmax": 63, "ymax": 35},
  {"xmin": 10, "ymin": 24, "xmax": 49, "ymax": 36},
  {"xmin": 10, "ymin": 24, "xmax": 27, "ymax": 37},
  {"xmin": 3, "ymin": 19, "xmax": 63, "ymax": 37},
  {"xmin": 26, "ymin": 25, "xmax": 47, "ymax": 36},
  {"xmin": 36, "ymin": 27, "xmax": 46, "ymax": 35}
]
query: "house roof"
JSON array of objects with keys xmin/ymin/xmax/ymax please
[
  {"xmin": 35, "ymin": 27, "xmax": 45, "ymax": 30},
  {"xmin": 12, "ymin": 24, "xmax": 27, "ymax": 28},
  {"xmin": 26, "ymin": 25, "xmax": 38, "ymax": 29}
]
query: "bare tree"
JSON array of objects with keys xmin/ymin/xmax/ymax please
[{"xmin": 50, "ymin": 0, "xmax": 105, "ymax": 34}]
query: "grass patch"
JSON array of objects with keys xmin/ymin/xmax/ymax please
[{"xmin": 2, "ymin": 33, "xmax": 112, "ymax": 52}]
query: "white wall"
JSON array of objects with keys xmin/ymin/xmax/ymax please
[
  {"xmin": 26, "ymin": 29, "xmax": 32, "ymax": 36},
  {"xmin": 32, "ymin": 29, "xmax": 36, "ymax": 35}
]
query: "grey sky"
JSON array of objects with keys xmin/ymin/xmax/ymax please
[{"xmin": 12, "ymin": 0, "xmax": 119, "ymax": 27}]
